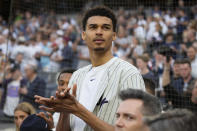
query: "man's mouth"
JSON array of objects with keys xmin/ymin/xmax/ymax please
[{"xmin": 93, "ymin": 39, "xmax": 105, "ymax": 44}]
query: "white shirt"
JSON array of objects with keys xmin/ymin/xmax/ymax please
[{"xmin": 73, "ymin": 57, "xmax": 116, "ymax": 131}]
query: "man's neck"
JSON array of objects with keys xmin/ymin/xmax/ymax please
[{"xmin": 89, "ymin": 50, "xmax": 113, "ymax": 67}]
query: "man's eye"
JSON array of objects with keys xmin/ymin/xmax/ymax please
[
  {"xmin": 116, "ymin": 114, "xmax": 120, "ymax": 119},
  {"xmin": 89, "ymin": 26, "xmax": 97, "ymax": 29},
  {"xmin": 20, "ymin": 116, "xmax": 25, "ymax": 119},
  {"xmin": 58, "ymin": 81, "xmax": 65, "ymax": 86},
  {"xmin": 103, "ymin": 26, "xmax": 110, "ymax": 30},
  {"xmin": 126, "ymin": 116, "xmax": 134, "ymax": 120}
]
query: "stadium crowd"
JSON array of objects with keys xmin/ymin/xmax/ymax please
[{"xmin": 0, "ymin": 0, "xmax": 197, "ymax": 130}]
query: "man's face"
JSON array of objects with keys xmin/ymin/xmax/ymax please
[
  {"xmin": 115, "ymin": 99, "xmax": 145, "ymax": 131},
  {"xmin": 180, "ymin": 63, "xmax": 191, "ymax": 79},
  {"xmin": 82, "ymin": 16, "xmax": 116, "ymax": 53},
  {"xmin": 187, "ymin": 47, "xmax": 196, "ymax": 61},
  {"xmin": 58, "ymin": 73, "xmax": 72, "ymax": 91},
  {"xmin": 24, "ymin": 67, "xmax": 33, "ymax": 80}
]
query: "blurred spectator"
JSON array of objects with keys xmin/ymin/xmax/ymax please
[
  {"xmin": 14, "ymin": 102, "xmax": 36, "ymax": 131},
  {"xmin": 163, "ymin": 79, "xmax": 197, "ymax": 112},
  {"xmin": 77, "ymin": 44, "xmax": 90, "ymax": 68},
  {"xmin": 179, "ymin": 59, "xmax": 195, "ymax": 94},
  {"xmin": 187, "ymin": 46, "xmax": 197, "ymax": 78},
  {"xmin": 136, "ymin": 55, "xmax": 158, "ymax": 86},
  {"xmin": 39, "ymin": 35, "xmax": 52, "ymax": 72},
  {"xmin": 60, "ymin": 37, "xmax": 74, "ymax": 70},
  {"xmin": 19, "ymin": 64, "xmax": 46, "ymax": 110},
  {"xmin": 3, "ymin": 67, "xmax": 22, "ymax": 117},
  {"xmin": 114, "ymin": 25, "xmax": 130, "ymax": 58},
  {"xmin": 49, "ymin": 43, "xmax": 62, "ymax": 72},
  {"xmin": 163, "ymin": 33, "xmax": 179, "ymax": 51},
  {"xmin": 177, "ymin": 9, "xmax": 189, "ymax": 42},
  {"xmin": 162, "ymin": 58, "xmax": 183, "ymax": 95}
]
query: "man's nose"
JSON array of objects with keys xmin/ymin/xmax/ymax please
[
  {"xmin": 96, "ymin": 27, "xmax": 103, "ymax": 35},
  {"xmin": 115, "ymin": 117, "xmax": 124, "ymax": 128}
]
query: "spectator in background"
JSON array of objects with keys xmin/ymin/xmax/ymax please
[
  {"xmin": 163, "ymin": 78, "xmax": 197, "ymax": 112},
  {"xmin": 179, "ymin": 59, "xmax": 195, "ymax": 94},
  {"xmin": 115, "ymin": 25, "xmax": 130, "ymax": 58},
  {"xmin": 162, "ymin": 58, "xmax": 183, "ymax": 95},
  {"xmin": 136, "ymin": 55, "xmax": 157, "ymax": 86},
  {"xmin": 49, "ymin": 43, "xmax": 62, "ymax": 72},
  {"xmin": 144, "ymin": 109, "xmax": 197, "ymax": 131},
  {"xmin": 19, "ymin": 63, "xmax": 46, "ymax": 111},
  {"xmin": 187, "ymin": 46, "xmax": 197, "ymax": 78},
  {"xmin": 39, "ymin": 35, "xmax": 52, "ymax": 72},
  {"xmin": 163, "ymin": 33, "xmax": 179, "ymax": 51},
  {"xmin": 13, "ymin": 53, "xmax": 25, "ymax": 75},
  {"xmin": 115, "ymin": 89, "xmax": 162, "ymax": 131},
  {"xmin": 177, "ymin": 9, "xmax": 188, "ymax": 43},
  {"xmin": 60, "ymin": 37, "xmax": 74, "ymax": 70},
  {"xmin": 3, "ymin": 67, "xmax": 22, "ymax": 117},
  {"xmin": 14, "ymin": 102, "xmax": 36, "ymax": 131}
]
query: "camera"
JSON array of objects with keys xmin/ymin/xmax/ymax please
[{"xmin": 158, "ymin": 45, "xmax": 177, "ymax": 62}]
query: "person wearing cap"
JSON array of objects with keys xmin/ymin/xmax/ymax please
[{"xmin": 20, "ymin": 114, "xmax": 53, "ymax": 131}]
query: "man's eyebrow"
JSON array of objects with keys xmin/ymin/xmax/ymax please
[
  {"xmin": 103, "ymin": 24, "xmax": 111, "ymax": 27},
  {"xmin": 88, "ymin": 24, "xmax": 97, "ymax": 27}
]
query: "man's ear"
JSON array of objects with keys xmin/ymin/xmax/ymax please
[
  {"xmin": 112, "ymin": 32, "xmax": 117, "ymax": 41},
  {"xmin": 82, "ymin": 31, "xmax": 86, "ymax": 41}
]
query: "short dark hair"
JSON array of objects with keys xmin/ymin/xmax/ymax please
[
  {"xmin": 57, "ymin": 69, "xmax": 76, "ymax": 81},
  {"xmin": 119, "ymin": 89, "xmax": 162, "ymax": 116},
  {"xmin": 82, "ymin": 6, "xmax": 117, "ymax": 32},
  {"xmin": 174, "ymin": 58, "xmax": 182, "ymax": 65},
  {"xmin": 144, "ymin": 109, "xmax": 197, "ymax": 131},
  {"xmin": 180, "ymin": 58, "xmax": 191, "ymax": 67}
]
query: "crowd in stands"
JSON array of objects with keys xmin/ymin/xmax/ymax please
[{"xmin": 0, "ymin": 0, "xmax": 197, "ymax": 126}]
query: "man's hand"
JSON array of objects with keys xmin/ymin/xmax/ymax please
[
  {"xmin": 37, "ymin": 112, "xmax": 54, "ymax": 130},
  {"xmin": 19, "ymin": 87, "xmax": 28, "ymax": 95},
  {"xmin": 35, "ymin": 84, "xmax": 79, "ymax": 113}
]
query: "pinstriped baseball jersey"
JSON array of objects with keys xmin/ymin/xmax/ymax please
[{"xmin": 68, "ymin": 57, "xmax": 145, "ymax": 131}]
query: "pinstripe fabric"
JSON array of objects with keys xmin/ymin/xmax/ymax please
[{"xmin": 68, "ymin": 57, "xmax": 145, "ymax": 131}]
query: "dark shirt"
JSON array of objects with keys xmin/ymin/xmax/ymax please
[
  {"xmin": 61, "ymin": 45, "xmax": 74, "ymax": 69},
  {"xmin": 164, "ymin": 84, "xmax": 197, "ymax": 113},
  {"xmin": 21, "ymin": 76, "xmax": 46, "ymax": 110}
]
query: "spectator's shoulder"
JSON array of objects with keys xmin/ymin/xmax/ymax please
[{"xmin": 36, "ymin": 76, "xmax": 46, "ymax": 84}]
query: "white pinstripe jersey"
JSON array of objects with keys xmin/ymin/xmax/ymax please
[{"xmin": 68, "ymin": 57, "xmax": 145, "ymax": 131}]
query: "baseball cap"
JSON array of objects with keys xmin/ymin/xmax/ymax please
[{"xmin": 20, "ymin": 114, "xmax": 49, "ymax": 131}]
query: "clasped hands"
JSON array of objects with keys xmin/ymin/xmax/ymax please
[{"xmin": 34, "ymin": 84, "xmax": 79, "ymax": 114}]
